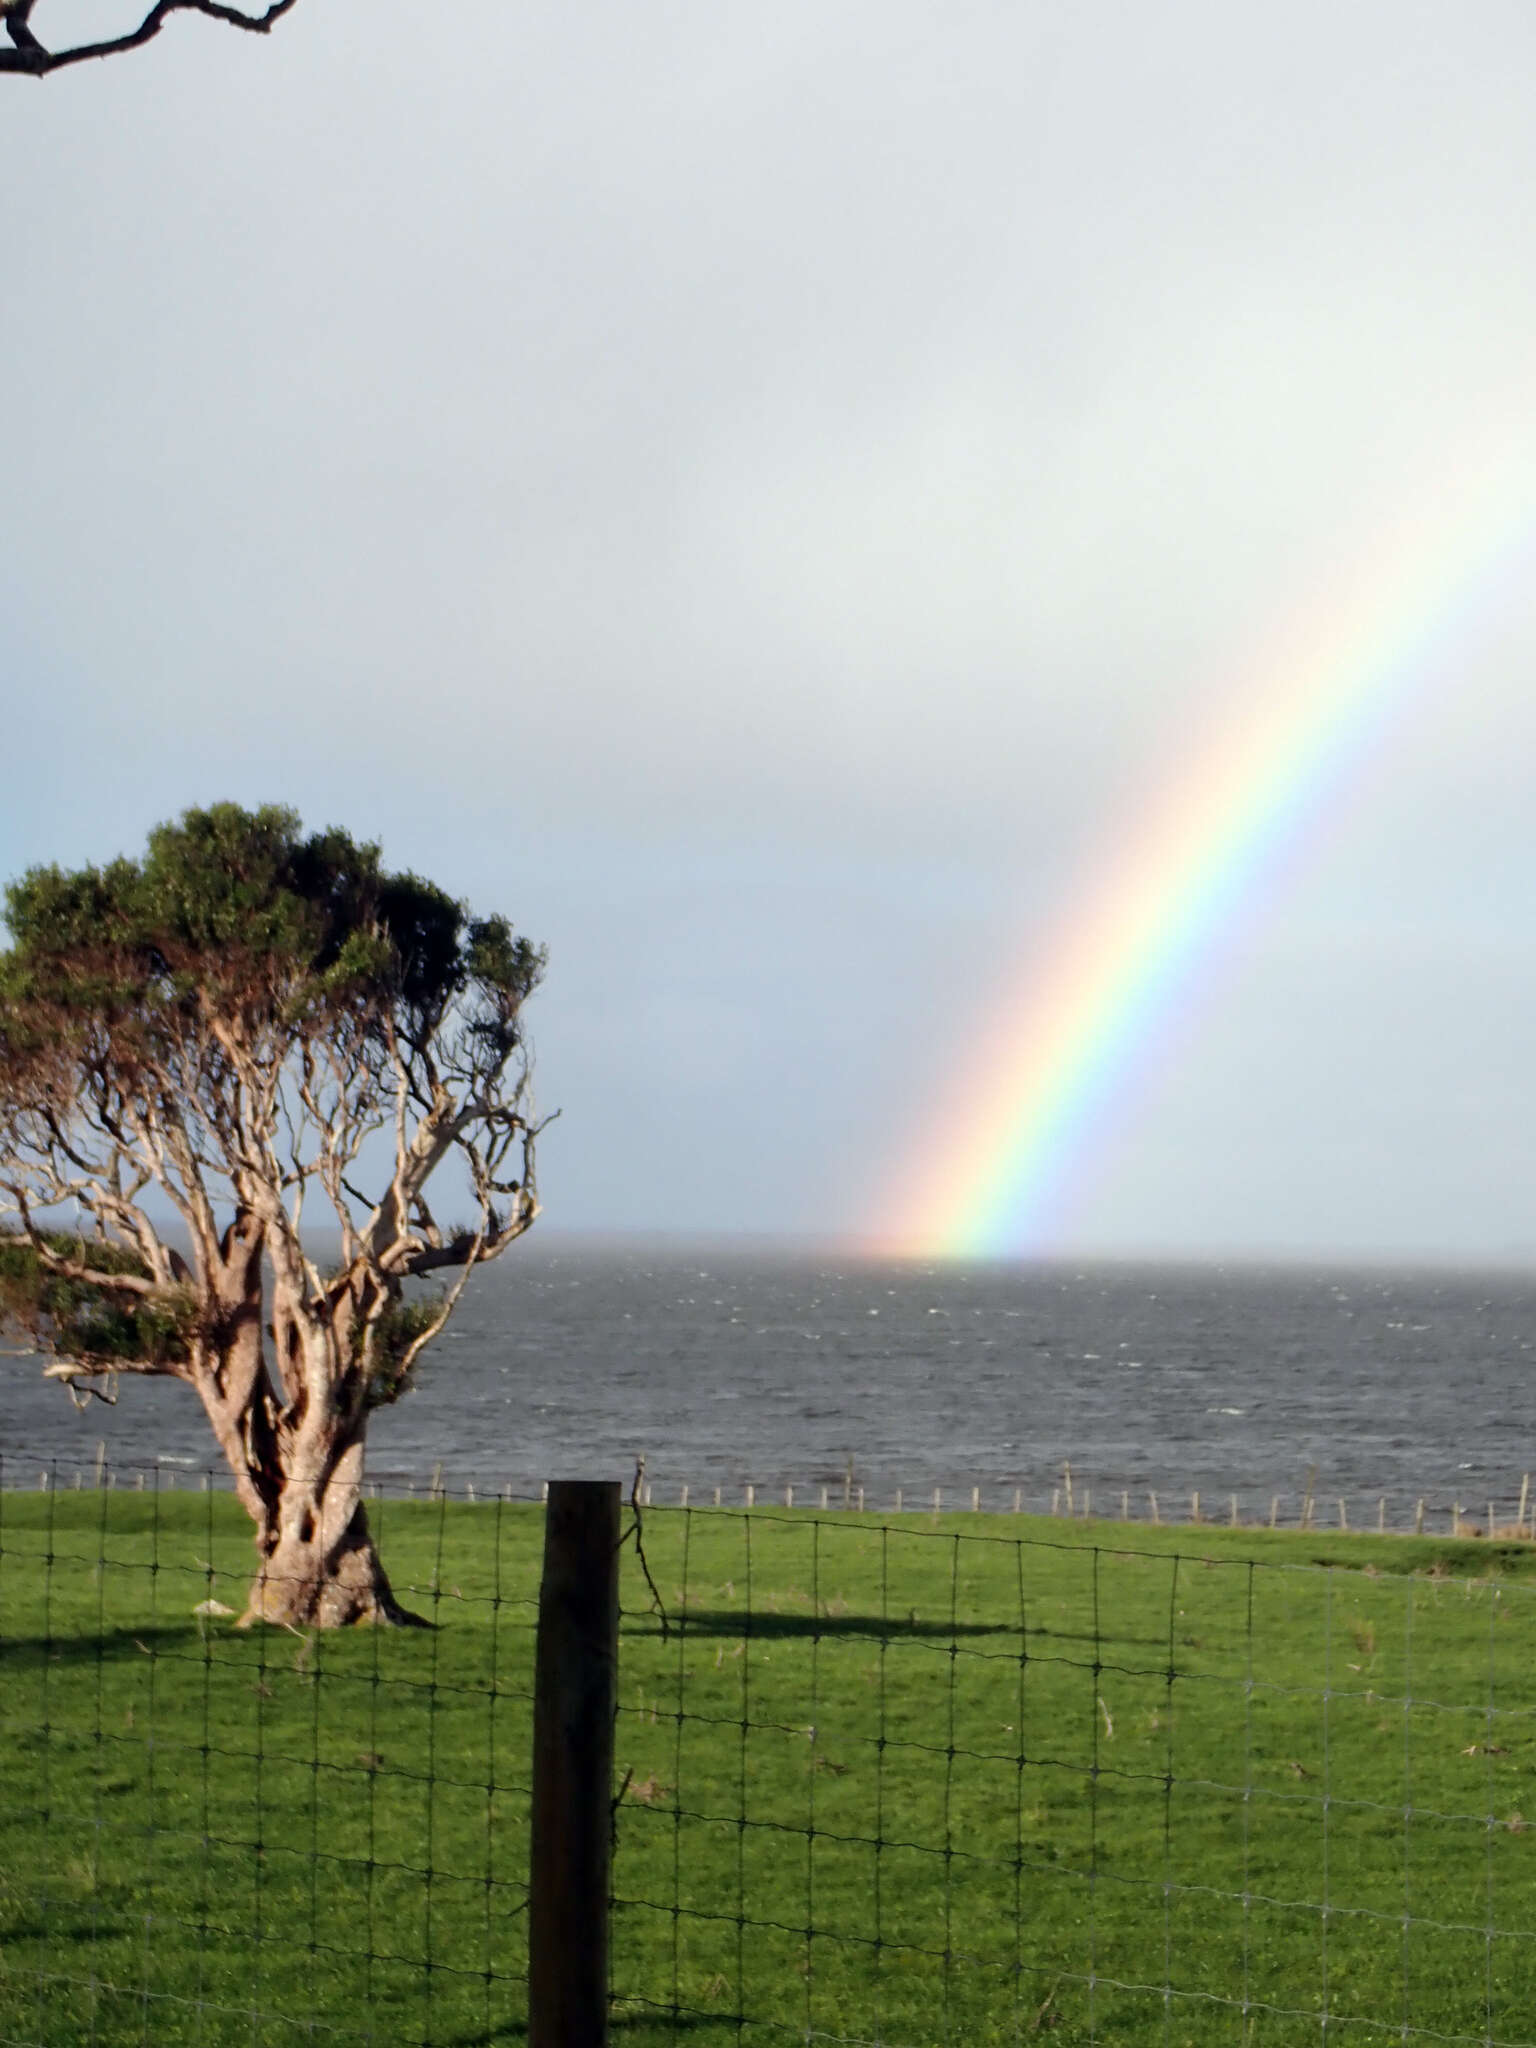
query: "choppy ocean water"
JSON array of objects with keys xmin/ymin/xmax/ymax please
[{"xmin": 4, "ymin": 1245, "xmax": 1535, "ymax": 1523}]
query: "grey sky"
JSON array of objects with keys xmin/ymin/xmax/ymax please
[{"xmin": 6, "ymin": 0, "xmax": 1536, "ymax": 1257}]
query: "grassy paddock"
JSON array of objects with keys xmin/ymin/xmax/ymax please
[{"xmin": 3, "ymin": 1492, "xmax": 1536, "ymax": 2046}]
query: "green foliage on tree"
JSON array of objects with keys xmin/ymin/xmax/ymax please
[{"xmin": 0, "ymin": 1230, "xmax": 194, "ymax": 1370}]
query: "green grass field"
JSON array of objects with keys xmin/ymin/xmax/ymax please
[{"xmin": 3, "ymin": 1489, "xmax": 1536, "ymax": 2046}]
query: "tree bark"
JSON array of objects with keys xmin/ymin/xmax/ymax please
[
  {"xmin": 244, "ymin": 1496, "xmax": 413, "ymax": 1628},
  {"xmin": 238, "ymin": 1431, "xmax": 423, "ymax": 1628}
]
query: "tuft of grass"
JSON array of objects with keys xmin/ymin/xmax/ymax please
[
  {"xmin": 3, "ymin": 1493, "xmax": 1536, "ymax": 2044},
  {"xmin": 1348, "ymin": 1615, "xmax": 1377, "ymax": 1657}
]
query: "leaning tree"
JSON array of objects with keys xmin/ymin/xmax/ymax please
[{"xmin": 0, "ymin": 804, "xmax": 547, "ymax": 1625}]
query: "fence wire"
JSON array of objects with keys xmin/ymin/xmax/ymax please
[
  {"xmin": 0, "ymin": 1455, "xmax": 541, "ymax": 2048},
  {"xmin": 5, "ymin": 1459, "xmax": 1536, "ymax": 2046},
  {"xmin": 609, "ymin": 1503, "xmax": 1536, "ymax": 2048}
]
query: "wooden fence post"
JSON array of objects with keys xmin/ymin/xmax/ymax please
[{"xmin": 529, "ymin": 1479, "xmax": 621, "ymax": 2048}]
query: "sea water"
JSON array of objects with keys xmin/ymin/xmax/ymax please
[{"xmin": 3, "ymin": 1245, "xmax": 1533, "ymax": 1521}]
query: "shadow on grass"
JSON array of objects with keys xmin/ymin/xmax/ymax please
[
  {"xmin": 3, "ymin": 1612, "xmax": 1171, "ymax": 1664},
  {"xmin": 633, "ymin": 1607, "xmax": 1016, "ymax": 1642},
  {"xmin": 0, "ymin": 1622, "xmax": 228, "ymax": 1668},
  {"xmin": 624, "ymin": 1608, "xmax": 1172, "ymax": 1650},
  {"xmin": 0, "ymin": 1915, "xmax": 135, "ymax": 1944},
  {"xmin": 434, "ymin": 2010, "xmax": 733, "ymax": 2046}
]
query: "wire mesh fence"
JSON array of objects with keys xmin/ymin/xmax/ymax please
[
  {"xmin": 611, "ymin": 1503, "xmax": 1536, "ymax": 2046},
  {"xmin": 5, "ymin": 1456, "xmax": 1536, "ymax": 2044},
  {"xmin": 0, "ymin": 1456, "xmax": 543, "ymax": 2047}
]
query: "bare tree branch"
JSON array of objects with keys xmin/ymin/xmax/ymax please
[
  {"xmin": 0, "ymin": 0, "xmax": 299, "ymax": 77},
  {"xmin": 42, "ymin": 1355, "xmax": 174, "ymax": 1385}
]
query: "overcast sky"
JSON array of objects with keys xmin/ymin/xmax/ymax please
[{"xmin": 6, "ymin": 0, "xmax": 1536, "ymax": 1260}]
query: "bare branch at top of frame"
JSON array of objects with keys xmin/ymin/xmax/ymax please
[{"xmin": 0, "ymin": 0, "xmax": 300, "ymax": 78}]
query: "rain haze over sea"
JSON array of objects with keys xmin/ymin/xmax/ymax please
[{"xmin": 6, "ymin": 1245, "xmax": 1533, "ymax": 1525}]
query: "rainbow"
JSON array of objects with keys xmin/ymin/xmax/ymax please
[{"xmin": 881, "ymin": 446, "xmax": 1535, "ymax": 1259}]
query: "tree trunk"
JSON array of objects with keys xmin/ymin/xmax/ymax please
[
  {"xmin": 182, "ymin": 1244, "xmax": 426, "ymax": 1629},
  {"xmin": 243, "ymin": 1494, "xmax": 419, "ymax": 1628},
  {"xmin": 237, "ymin": 1429, "xmax": 424, "ymax": 1629}
]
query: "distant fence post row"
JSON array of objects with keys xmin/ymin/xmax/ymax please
[{"xmin": 24, "ymin": 1452, "xmax": 1536, "ymax": 1537}]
